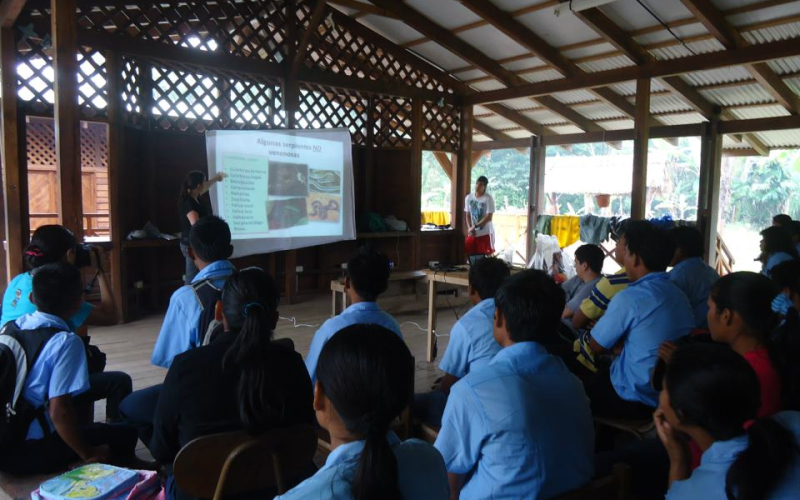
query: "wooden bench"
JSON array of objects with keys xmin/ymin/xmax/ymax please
[{"xmin": 329, "ymin": 270, "xmax": 427, "ymax": 316}]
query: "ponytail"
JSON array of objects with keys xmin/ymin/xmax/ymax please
[
  {"xmin": 179, "ymin": 170, "xmax": 206, "ymax": 203},
  {"xmin": 316, "ymin": 324, "xmax": 412, "ymax": 500},
  {"xmin": 725, "ymin": 417, "xmax": 795, "ymax": 500},
  {"xmin": 24, "ymin": 225, "xmax": 76, "ymax": 270},
  {"xmin": 353, "ymin": 419, "xmax": 401, "ymax": 500},
  {"xmin": 219, "ymin": 268, "xmax": 283, "ymax": 433}
]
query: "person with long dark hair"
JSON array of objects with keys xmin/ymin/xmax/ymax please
[
  {"xmin": 770, "ymin": 260, "xmax": 800, "ymax": 311},
  {"xmin": 178, "ymin": 170, "xmax": 226, "ymax": 284},
  {"xmin": 654, "ymin": 343, "xmax": 800, "ymax": 500},
  {"xmin": 759, "ymin": 226, "xmax": 797, "ymax": 277},
  {"xmin": 276, "ymin": 324, "xmax": 448, "ymax": 500},
  {"xmin": 151, "ymin": 267, "xmax": 314, "ymax": 500}
]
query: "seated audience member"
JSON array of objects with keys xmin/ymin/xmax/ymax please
[
  {"xmin": 578, "ymin": 225, "xmax": 694, "ymax": 418},
  {"xmin": 276, "ymin": 324, "xmax": 449, "ymax": 500},
  {"xmin": 1, "ymin": 225, "xmax": 129, "ymax": 423},
  {"xmin": 413, "ymin": 257, "xmax": 509, "ymax": 427},
  {"xmin": 771, "ymin": 260, "xmax": 800, "ymax": 312},
  {"xmin": 435, "ymin": 270, "xmax": 594, "ymax": 500},
  {"xmin": 760, "ymin": 226, "xmax": 797, "ymax": 277},
  {"xmin": 121, "ymin": 215, "xmax": 235, "ymax": 444},
  {"xmin": 305, "ymin": 251, "xmax": 401, "ymax": 384},
  {"xmin": 563, "ymin": 244, "xmax": 605, "ymax": 320},
  {"xmin": 570, "ymin": 223, "xmax": 654, "ymax": 331},
  {"xmin": 655, "ymin": 343, "xmax": 800, "ymax": 500},
  {"xmin": 667, "ymin": 226, "xmax": 719, "ymax": 328},
  {"xmin": 0, "ymin": 263, "xmax": 137, "ymax": 474},
  {"xmin": 773, "ymin": 213, "xmax": 793, "ymax": 228},
  {"xmin": 151, "ymin": 268, "xmax": 314, "ymax": 500}
]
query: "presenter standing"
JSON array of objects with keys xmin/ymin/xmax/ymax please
[
  {"xmin": 464, "ymin": 175, "xmax": 495, "ymax": 262},
  {"xmin": 178, "ymin": 170, "xmax": 226, "ymax": 284}
]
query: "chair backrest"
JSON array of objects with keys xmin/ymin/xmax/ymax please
[
  {"xmin": 173, "ymin": 424, "xmax": 317, "ymax": 500},
  {"xmin": 551, "ymin": 464, "xmax": 631, "ymax": 500}
]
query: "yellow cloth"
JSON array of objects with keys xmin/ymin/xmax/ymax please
[
  {"xmin": 550, "ymin": 215, "xmax": 580, "ymax": 248},
  {"xmin": 421, "ymin": 211, "xmax": 451, "ymax": 226}
]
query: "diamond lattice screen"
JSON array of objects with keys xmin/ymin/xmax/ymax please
[
  {"xmin": 296, "ymin": 84, "xmax": 369, "ymax": 145},
  {"xmin": 423, "ymin": 101, "xmax": 460, "ymax": 153}
]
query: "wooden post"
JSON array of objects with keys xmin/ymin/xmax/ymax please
[
  {"xmin": 52, "ymin": 0, "xmax": 83, "ymax": 238},
  {"xmin": 699, "ymin": 121, "xmax": 723, "ymax": 265},
  {"xmin": 1, "ymin": 27, "xmax": 24, "ymax": 281},
  {"xmin": 631, "ymin": 78, "xmax": 651, "ymax": 220},
  {"xmin": 105, "ymin": 51, "xmax": 126, "ymax": 322},
  {"xmin": 454, "ymin": 105, "xmax": 473, "ymax": 264},
  {"xmin": 410, "ymin": 99, "xmax": 423, "ymax": 269},
  {"xmin": 528, "ymin": 135, "xmax": 546, "ymax": 263},
  {"xmin": 364, "ymin": 96, "xmax": 375, "ymax": 212}
]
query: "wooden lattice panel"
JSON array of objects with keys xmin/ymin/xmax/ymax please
[
  {"xmin": 423, "ymin": 101, "xmax": 460, "ymax": 153},
  {"xmin": 298, "ymin": 1, "xmax": 455, "ymax": 94},
  {"xmin": 78, "ymin": 47, "xmax": 108, "ymax": 119},
  {"xmin": 78, "ymin": 1, "xmax": 287, "ymax": 64},
  {"xmin": 373, "ymin": 97, "xmax": 412, "ymax": 148},
  {"xmin": 297, "ymin": 84, "xmax": 368, "ymax": 145},
  {"xmin": 144, "ymin": 57, "xmax": 283, "ymax": 133},
  {"xmin": 121, "ymin": 56, "xmax": 146, "ymax": 127},
  {"xmin": 26, "ymin": 117, "xmax": 57, "ymax": 168},
  {"xmin": 81, "ymin": 122, "xmax": 109, "ymax": 169},
  {"xmin": 15, "ymin": 8, "xmax": 54, "ymax": 114}
]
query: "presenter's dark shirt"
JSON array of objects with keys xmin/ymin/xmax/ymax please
[
  {"xmin": 179, "ymin": 196, "xmax": 210, "ymax": 243},
  {"xmin": 150, "ymin": 332, "xmax": 315, "ymax": 470}
]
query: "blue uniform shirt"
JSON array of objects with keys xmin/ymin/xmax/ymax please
[
  {"xmin": 667, "ymin": 411, "xmax": 800, "ymax": 500},
  {"xmin": 439, "ymin": 298, "xmax": 501, "ymax": 379},
  {"xmin": 275, "ymin": 434, "xmax": 449, "ymax": 500},
  {"xmin": 668, "ymin": 257, "xmax": 719, "ymax": 328},
  {"xmin": 151, "ymin": 260, "xmax": 235, "ymax": 368},
  {"xmin": 764, "ymin": 252, "xmax": 795, "ymax": 277},
  {"xmin": 591, "ymin": 272, "xmax": 694, "ymax": 407},
  {"xmin": 14, "ymin": 311, "xmax": 89, "ymax": 440},
  {"xmin": 305, "ymin": 301, "xmax": 401, "ymax": 384},
  {"xmin": 2, "ymin": 272, "xmax": 95, "ymax": 329},
  {"xmin": 435, "ymin": 342, "xmax": 595, "ymax": 500}
]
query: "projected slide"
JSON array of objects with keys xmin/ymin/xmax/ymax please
[{"xmin": 206, "ymin": 129, "xmax": 355, "ymax": 258}]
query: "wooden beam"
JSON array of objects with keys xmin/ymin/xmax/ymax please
[
  {"xmin": 528, "ymin": 135, "xmax": 546, "ymax": 263},
  {"xmin": 473, "ymin": 121, "xmax": 514, "ymax": 142},
  {"xmin": 483, "ymin": 103, "xmax": 543, "ymax": 136},
  {"xmin": 1, "ymin": 27, "xmax": 23, "ymax": 280},
  {"xmin": 52, "ymin": 0, "xmax": 83, "ymax": 238},
  {"xmin": 473, "ymin": 138, "xmax": 532, "ymax": 150},
  {"xmin": 631, "ymin": 78, "xmax": 650, "ymax": 220},
  {"xmin": 536, "ymin": 95, "xmax": 604, "ymax": 133},
  {"xmin": 411, "ymin": 99, "xmax": 423, "ymax": 268},
  {"xmin": 105, "ymin": 50, "xmax": 125, "ymax": 322},
  {"xmin": 290, "ymin": 0, "xmax": 327, "ymax": 80},
  {"xmin": 0, "ymin": 0, "xmax": 26, "ymax": 28},
  {"xmin": 364, "ymin": 96, "xmax": 375, "ymax": 211},
  {"xmin": 678, "ymin": 0, "xmax": 800, "ymax": 114},
  {"xmin": 432, "ymin": 151, "xmax": 454, "ymax": 179},
  {"xmin": 741, "ymin": 132, "xmax": 770, "ymax": 157},
  {"xmin": 718, "ymin": 114, "xmax": 800, "ymax": 134},
  {"xmin": 465, "ymin": 37, "xmax": 800, "ymax": 104},
  {"xmin": 454, "ymin": 105, "xmax": 474, "ymax": 276},
  {"xmin": 698, "ymin": 121, "xmax": 723, "ymax": 265}
]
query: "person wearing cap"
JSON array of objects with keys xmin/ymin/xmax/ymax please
[{"xmin": 464, "ymin": 175, "xmax": 496, "ymax": 259}]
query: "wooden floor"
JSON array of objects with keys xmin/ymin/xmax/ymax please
[{"xmin": 0, "ymin": 291, "xmax": 467, "ymax": 500}]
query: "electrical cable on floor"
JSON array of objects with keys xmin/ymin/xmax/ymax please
[
  {"xmin": 636, "ymin": 0, "xmax": 697, "ymax": 56},
  {"xmin": 279, "ymin": 316, "xmax": 320, "ymax": 328}
]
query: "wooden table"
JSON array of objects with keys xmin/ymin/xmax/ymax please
[
  {"xmin": 330, "ymin": 270, "xmax": 427, "ymax": 316},
  {"xmin": 424, "ymin": 268, "xmax": 471, "ymax": 362}
]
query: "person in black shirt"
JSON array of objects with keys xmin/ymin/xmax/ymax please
[
  {"xmin": 179, "ymin": 170, "xmax": 226, "ymax": 284},
  {"xmin": 150, "ymin": 267, "xmax": 314, "ymax": 500}
]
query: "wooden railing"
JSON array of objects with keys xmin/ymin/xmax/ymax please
[
  {"xmin": 715, "ymin": 233, "xmax": 735, "ymax": 276},
  {"xmin": 30, "ymin": 213, "xmax": 110, "ymax": 238}
]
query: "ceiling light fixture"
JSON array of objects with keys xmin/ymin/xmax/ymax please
[{"xmin": 553, "ymin": 0, "xmax": 623, "ymax": 16}]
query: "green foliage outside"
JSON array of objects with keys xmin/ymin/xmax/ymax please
[{"xmin": 421, "ymin": 151, "xmax": 452, "ymax": 211}]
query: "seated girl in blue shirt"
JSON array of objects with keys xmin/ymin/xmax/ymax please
[
  {"xmin": 276, "ymin": 324, "xmax": 449, "ymax": 500},
  {"xmin": 759, "ymin": 226, "xmax": 797, "ymax": 277},
  {"xmin": 654, "ymin": 342, "xmax": 800, "ymax": 500}
]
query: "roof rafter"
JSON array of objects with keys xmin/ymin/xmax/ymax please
[
  {"xmin": 0, "ymin": 0, "xmax": 26, "ymax": 28},
  {"xmin": 678, "ymin": 0, "xmax": 800, "ymax": 115}
]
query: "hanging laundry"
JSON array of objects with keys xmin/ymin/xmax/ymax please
[
  {"xmin": 551, "ymin": 215, "xmax": 581, "ymax": 248},
  {"xmin": 534, "ymin": 214, "xmax": 553, "ymax": 235},
  {"xmin": 579, "ymin": 214, "xmax": 611, "ymax": 245}
]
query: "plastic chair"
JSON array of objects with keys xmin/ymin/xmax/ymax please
[{"xmin": 173, "ymin": 424, "xmax": 316, "ymax": 500}]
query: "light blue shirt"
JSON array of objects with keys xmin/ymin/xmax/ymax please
[
  {"xmin": 764, "ymin": 252, "xmax": 795, "ymax": 277},
  {"xmin": 435, "ymin": 342, "xmax": 595, "ymax": 500},
  {"xmin": 439, "ymin": 298, "xmax": 501, "ymax": 379},
  {"xmin": 668, "ymin": 257, "xmax": 719, "ymax": 328},
  {"xmin": 305, "ymin": 301, "xmax": 401, "ymax": 384},
  {"xmin": 275, "ymin": 434, "xmax": 449, "ymax": 500},
  {"xmin": 15, "ymin": 311, "xmax": 89, "ymax": 440},
  {"xmin": 2, "ymin": 272, "xmax": 95, "ymax": 330},
  {"xmin": 151, "ymin": 260, "xmax": 235, "ymax": 368},
  {"xmin": 667, "ymin": 411, "xmax": 800, "ymax": 500},
  {"xmin": 591, "ymin": 272, "xmax": 694, "ymax": 407}
]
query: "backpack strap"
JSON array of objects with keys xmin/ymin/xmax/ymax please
[{"xmin": 0, "ymin": 322, "xmax": 63, "ymax": 411}]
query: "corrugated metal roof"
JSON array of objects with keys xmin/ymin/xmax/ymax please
[
  {"xmin": 728, "ymin": 1, "xmax": 800, "ymax": 28},
  {"xmin": 576, "ymin": 54, "xmax": 636, "ymax": 73},
  {"xmin": 700, "ymin": 84, "xmax": 776, "ymax": 107},
  {"xmin": 516, "ymin": 8, "xmax": 601, "ymax": 48},
  {"xmin": 507, "ymin": 129, "xmax": 533, "ymax": 139},
  {"xmin": 545, "ymin": 124, "xmax": 585, "ymax": 135},
  {"xmin": 609, "ymin": 80, "xmax": 670, "ymax": 96},
  {"xmin": 742, "ymin": 20, "xmax": 800, "ymax": 44},
  {"xmin": 649, "ymin": 39, "xmax": 726, "ymax": 61},
  {"xmin": 653, "ymin": 113, "xmax": 707, "ymax": 126},
  {"xmin": 357, "ymin": 15, "xmax": 423, "ymax": 45},
  {"xmin": 681, "ymin": 66, "xmax": 753, "ymax": 87},
  {"xmin": 562, "ymin": 42, "xmax": 619, "ymax": 61},
  {"xmin": 503, "ymin": 57, "xmax": 546, "ymax": 72},
  {"xmin": 551, "ymin": 89, "xmax": 598, "ymax": 104},
  {"xmin": 457, "ymin": 25, "xmax": 530, "ymax": 61},
  {"xmin": 649, "ymin": 93, "xmax": 695, "ymax": 114},
  {"xmin": 477, "ymin": 115, "xmax": 518, "ymax": 130},
  {"xmin": 600, "ymin": 119, "xmax": 635, "ymax": 131},
  {"xmin": 633, "ymin": 23, "xmax": 709, "ymax": 47},
  {"xmin": 525, "ymin": 108, "xmax": 572, "ymax": 127},
  {"xmin": 501, "ymin": 97, "xmax": 542, "ymax": 111},
  {"xmin": 766, "ymin": 56, "xmax": 800, "ymax": 75},
  {"xmin": 408, "ymin": 41, "xmax": 470, "ymax": 71},
  {"xmin": 753, "ymin": 129, "xmax": 800, "ymax": 149},
  {"xmin": 578, "ymin": 102, "xmax": 630, "ymax": 121},
  {"xmin": 727, "ymin": 105, "xmax": 792, "ymax": 120},
  {"xmin": 469, "ymin": 79, "xmax": 506, "ymax": 92},
  {"xmin": 405, "ymin": 0, "xmax": 481, "ymax": 30},
  {"xmin": 784, "ymin": 75, "xmax": 800, "ymax": 94},
  {"xmin": 519, "ymin": 68, "xmax": 568, "ymax": 83}
]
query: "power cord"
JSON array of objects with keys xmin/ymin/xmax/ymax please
[
  {"xmin": 279, "ymin": 316, "xmax": 320, "ymax": 328},
  {"xmin": 635, "ymin": 0, "xmax": 697, "ymax": 56}
]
